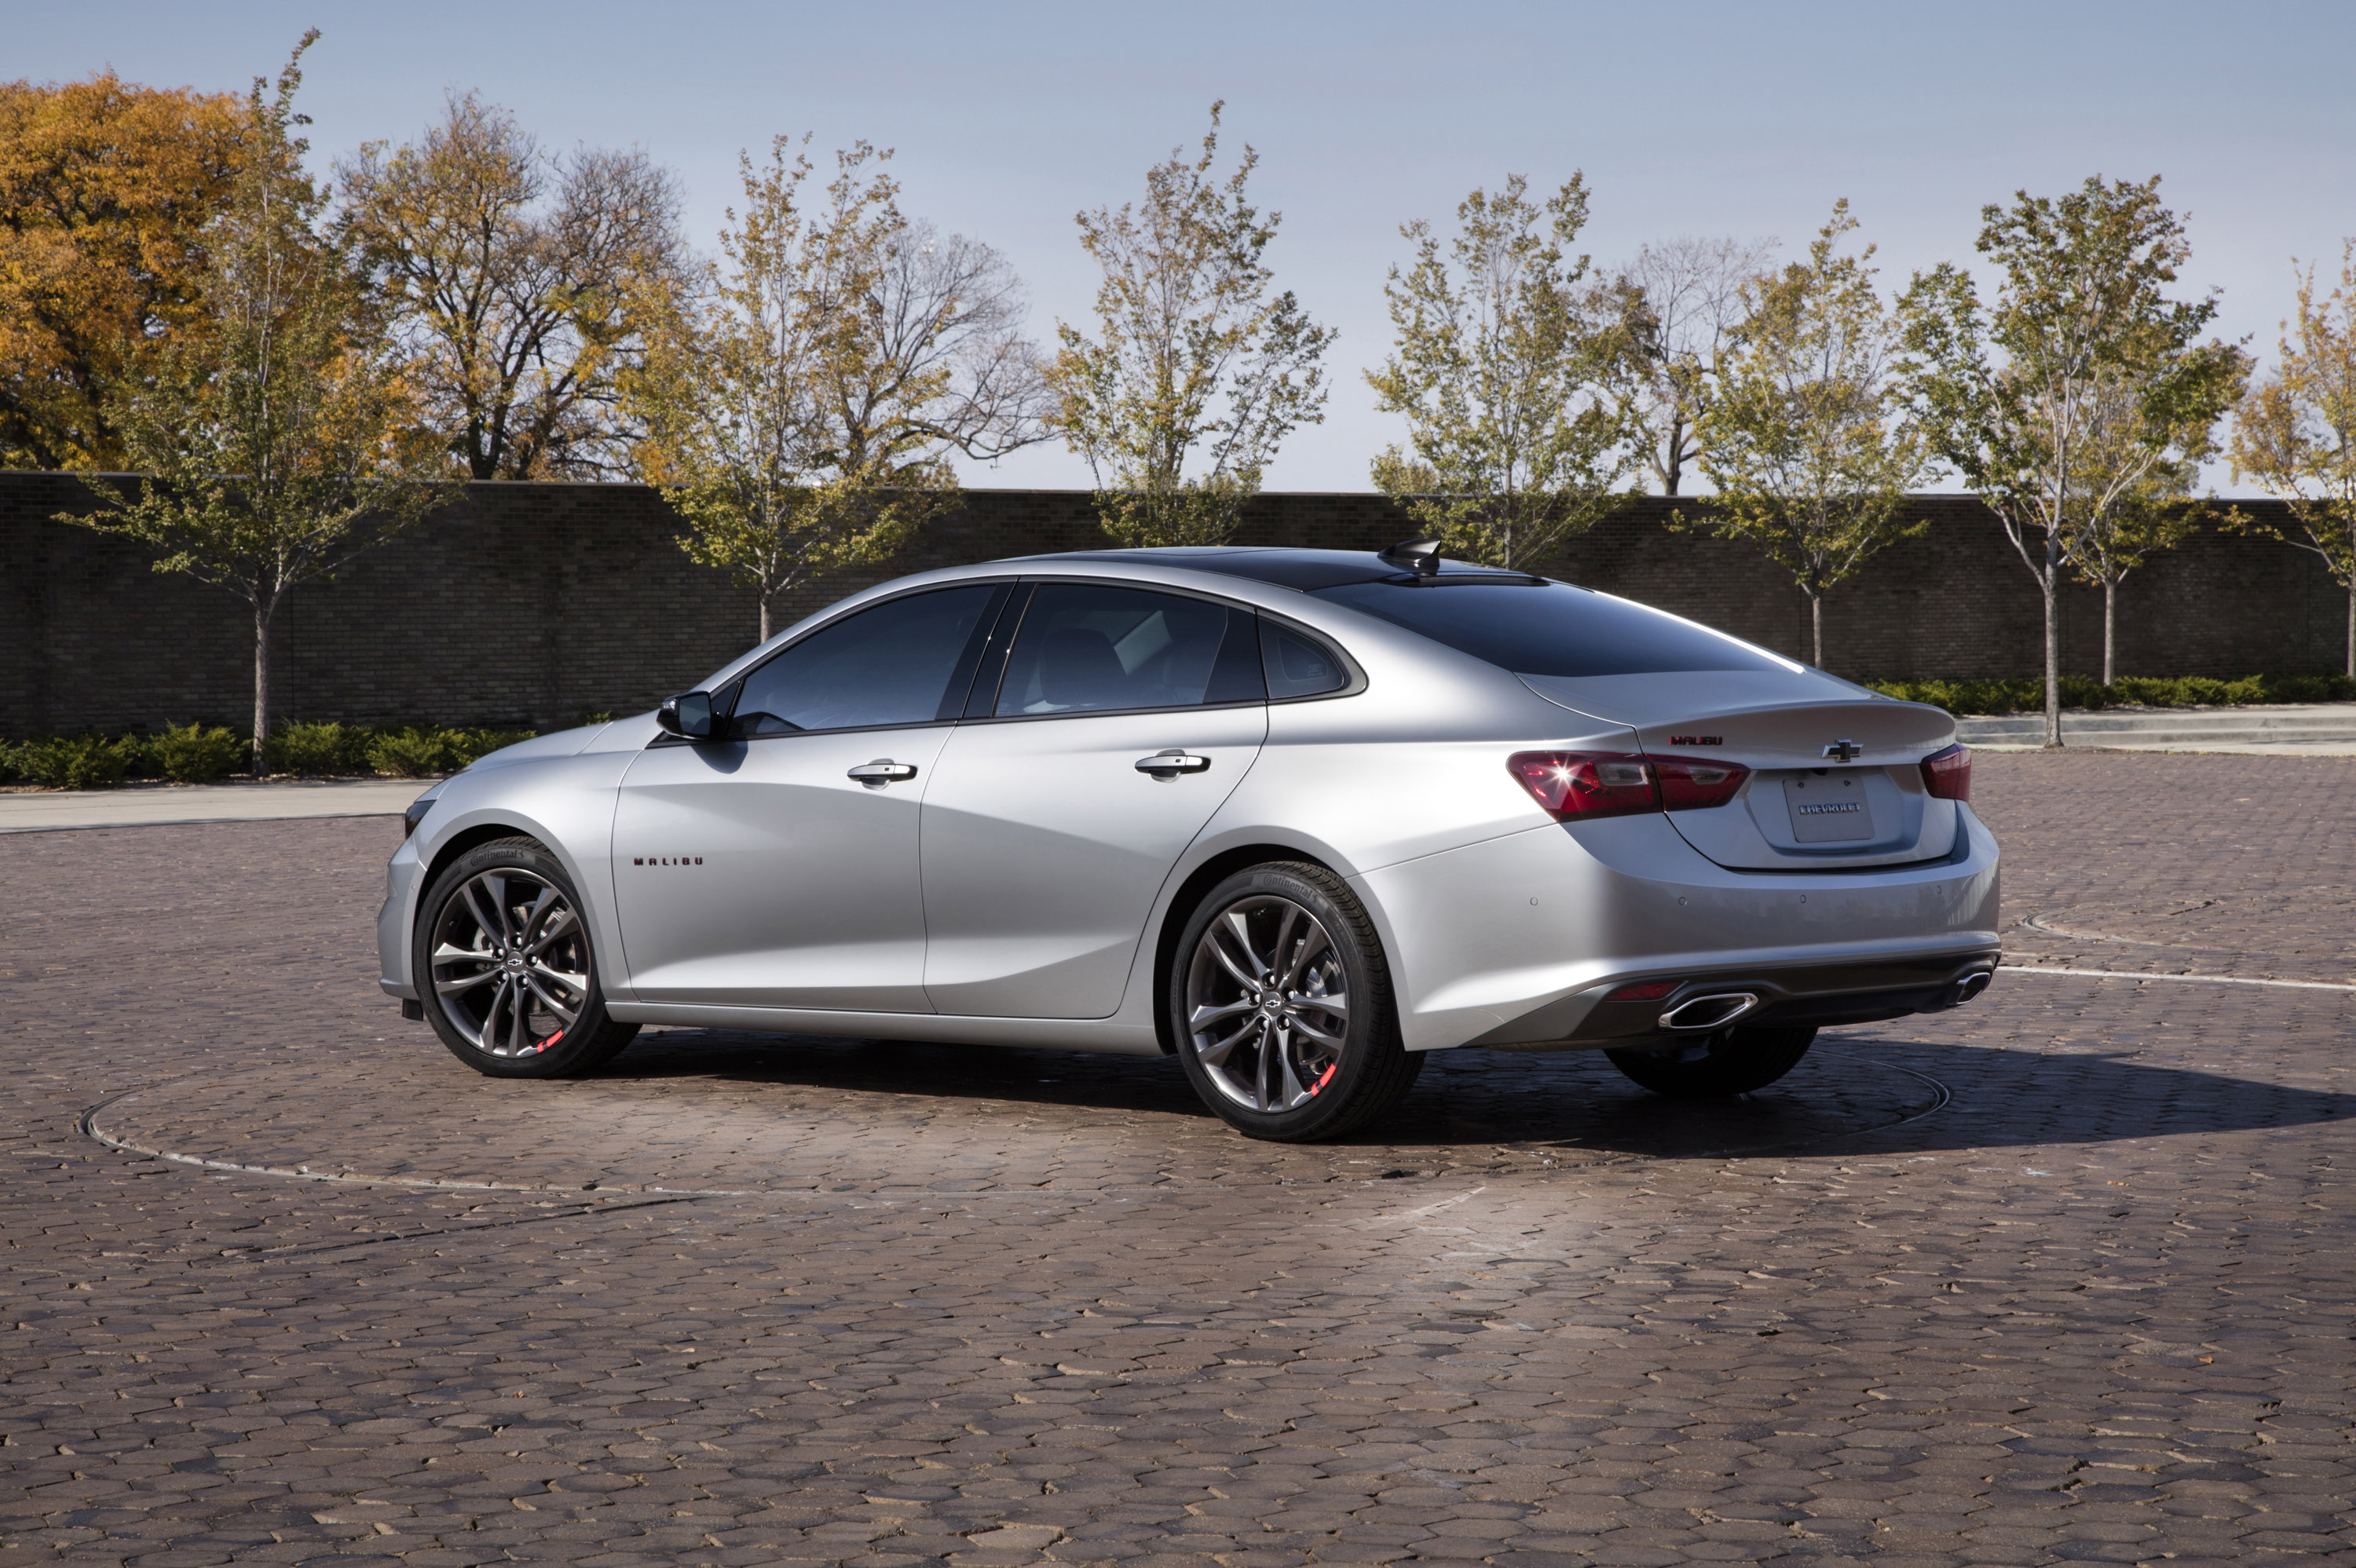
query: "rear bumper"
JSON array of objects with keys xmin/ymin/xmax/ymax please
[
  {"xmin": 1472, "ymin": 948, "xmax": 2000, "ymax": 1051},
  {"xmin": 1352, "ymin": 804, "xmax": 2001, "ymax": 1051}
]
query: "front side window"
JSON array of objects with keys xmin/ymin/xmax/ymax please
[
  {"xmin": 731, "ymin": 585, "xmax": 1001, "ymax": 735},
  {"xmin": 992, "ymin": 584, "xmax": 1262, "ymax": 717}
]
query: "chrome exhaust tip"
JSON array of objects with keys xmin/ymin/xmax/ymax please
[
  {"xmin": 1658, "ymin": 992, "xmax": 1760, "ymax": 1033},
  {"xmin": 1948, "ymin": 970, "xmax": 1993, "ymax": 1006}
]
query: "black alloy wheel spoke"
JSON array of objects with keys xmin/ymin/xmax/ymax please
[
  {"xmin": 1186, "ymin": 895, "xmax": 1348, "ymax": 1116},
  {"xmin": 430, "ymin": 868, "xmax": 589, "ymax": 1058}
]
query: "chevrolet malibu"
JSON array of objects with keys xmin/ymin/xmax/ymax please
[{"xmin": 379, "ymin": 542, "xmax": 2000, "ymax": 1142}]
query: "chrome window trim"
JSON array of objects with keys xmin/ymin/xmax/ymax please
[{"xmin": 648, "ymin": 570, "xmax": 1369, "ymax": 747}]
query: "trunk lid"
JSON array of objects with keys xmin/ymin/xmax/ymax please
[{"xmin": 1520, "ymin": 671, "xmax": 1962, "ymax": 871}]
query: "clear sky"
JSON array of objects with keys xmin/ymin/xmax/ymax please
[{"xmin": 13, "ymin": 1, "xmax": 2353, "ymax": 492}]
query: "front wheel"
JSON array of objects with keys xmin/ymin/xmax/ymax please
[
  {"xmin": 414, "ymin": 836, "xmax": 639, "ymax": 1078},
  {"xmin": 1169, "ymin": 863, "xmax": 1422, "ymax": 1142},
  {"xmin": 1606, "ymin": 1025, "xmax": 1817, "ymax": 1098}
]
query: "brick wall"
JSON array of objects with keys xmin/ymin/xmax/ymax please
[{"xmin": 2, "ymin": 474, "xmax": 2345, "ymax": 736}]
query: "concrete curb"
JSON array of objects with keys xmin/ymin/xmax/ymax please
[{"xmin": 0, "ymin": 777, "xmax": 439, "ymax": 833}]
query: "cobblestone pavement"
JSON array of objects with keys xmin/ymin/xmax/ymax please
[{"xmin": 2, "ymin": 751, "xmax": 2351, "ymax": 1568}]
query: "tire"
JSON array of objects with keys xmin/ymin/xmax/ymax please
[
  {"xmin": 1169, "ymin": 861, "xmax": 1423, "ymax": 1142},
  {"xmin": 413, "ymin": 835, "xmax": 639, "ymax": 1079},
  {"xmin": 1605, "ymin": 1025, "xmax": 1817, "ymax": 1098}
]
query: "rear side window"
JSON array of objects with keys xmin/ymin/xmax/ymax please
[
  {"xmin": 993, "ymin": 584, "xmax": 1262, "ymax": 716},
  {"xmin": 1261, "ymin": 622, "xmax": 1348, "ymax": 698},
  {"xmin": 1312, "ymin": 580, "xmax": 1794, "ymax": 677}
]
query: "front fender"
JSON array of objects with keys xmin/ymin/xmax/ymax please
[{"xmin": 376, "ymin": 751, "xmax": 634, "ymax": 1002}]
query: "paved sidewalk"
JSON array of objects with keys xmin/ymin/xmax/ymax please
[
  {"xmin": 0, "ymin": 775, "xmax": 434, "ymax": 832},
  {"xmin": 1958, "ymin": 700, "xmax": 2356, "ymax": 755}
]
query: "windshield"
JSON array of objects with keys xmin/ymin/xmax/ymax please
[{"xmin": 1311, "ymin": 579, "xmax": 1797, "ymax": 678}]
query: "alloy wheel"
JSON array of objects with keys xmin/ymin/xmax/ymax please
[
  {"xmin": 427, "ymin": 868, "xmax": 591, "ymax": 1057},
  {"xmin": 1183, "ymin": 894, "xmax": 1350, "ymax": 1112}
]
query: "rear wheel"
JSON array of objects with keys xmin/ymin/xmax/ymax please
[
  {"xmin": 1605, "ymin": 1025, "xmax": 1817, "ymax": 1098},
  {"xmin": 1169, "ymin": 863, "xmax": 1422, "ymax": 1142},
  {"xmin": 414, "ymin": 836, "xmax": 639, "ymax": 1079}
]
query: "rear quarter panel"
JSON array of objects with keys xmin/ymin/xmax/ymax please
[{"xmin": 1100, "ymin": 627, "xmax": 1644, "ymax": 1036}]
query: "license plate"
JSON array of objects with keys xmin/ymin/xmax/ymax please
[{"xmin": 1783, "ymin": 772, "xmax": 1874, "ymax": 842}]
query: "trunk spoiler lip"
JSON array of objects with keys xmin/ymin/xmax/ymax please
[{"xmin": 1519, "ymin": 676, "xmax": 1955, "ymax": 758}]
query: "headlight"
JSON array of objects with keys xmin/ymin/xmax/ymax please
[{"xmin": 403, "ymin": 782, "xmax": 446, "ymax": 839}]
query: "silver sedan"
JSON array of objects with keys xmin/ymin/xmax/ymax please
[{"xmin": 379, "ymin": 542, "xmax": 2000, "ymax": 1141}]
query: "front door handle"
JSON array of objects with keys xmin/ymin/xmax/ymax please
[
  {"xmin": 1135, "ymin": 750, "xmax": 1211, "ymax": 777},
  {"xmin": 847, "ymin": 759, "xmax": 919, "ymax": 785}
]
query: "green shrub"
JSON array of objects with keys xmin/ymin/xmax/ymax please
[
  {"xmin": 264, "ymin": 720, "xmax": 373, "ymax": 775},
  {"xmin": 14, "ymin": 734, "xmax": 137, "ymax": 790},
  {"xmin": 3, "ymin": 718, "xmax": 553, "ymax": 788},
  {"xmin": 2258, "ymin": 671, "xmax": 2356, "ymax": 702},
  {"xmin": 148, "ymin": 722, "xmax": 248, "ymax": 783},
  {"xmin": 1867, "ymin": 676, "xmax": 2079, "ymax": 715},
  {"xmin": 366, "ymin": 727, "xmax": 459, "ymax": 777},
  {"xmin": 445, "ymin": 726, "xmax": 536, "ymax": 766},
  {"xmin": 2107, "ymin": 674, "xmax": 2267, "ymax": 707},
  {"xmin": 1868, "ymin": 671, "xmax": 2356, "ymax": 715}
]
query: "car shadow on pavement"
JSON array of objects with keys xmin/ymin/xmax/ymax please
[{"xmin": 599, "ymin": 1027, "xmax": 2356, "ymax": 1160}]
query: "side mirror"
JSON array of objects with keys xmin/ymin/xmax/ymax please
[{"xmin": 657, "ymin": 690, "xmax": 715, "ymax": 740}]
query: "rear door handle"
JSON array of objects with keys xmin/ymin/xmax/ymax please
[
  {"xmin": 1135, "ymin": 751, "xmax": 1211, "ymax": 777},
  {"xmin": 847, "ymin": 760, "xmax": 918, "ymax": 784}
]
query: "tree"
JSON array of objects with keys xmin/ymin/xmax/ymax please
[
  {"xmin": 0, "ymin": 69, "xmax": 247, "ymax": 469},
  {"xmin": 67, "ymin": 36, "xmax": 455, "ymax": 767},
  {"xmin": 1046, "ymin": 103, "xmax": 1333, "ymax": 546},
  {"xmin": 1689, "ymin": 203, "xmax": 1932, "ymax": 667},
  {"xmin": 2064, "ymin": 376, "xmax": 2223, "ymax": 684},
  {"xmin": 1366, "ymin": 173, "xmax": 1635, "ymax": 570},
  {"xmin": 2230, "ymin": 243, "xmax": 2356, "ymax": 676},
  {"xmin": 1593, "ymin": 234, "xmax": 1776, "ymax": 495},
  {"xmin": 338, "ymin": 92, "xmax": 684, "ymax": 479},
  {"xmin": 627, "ymin": 140, "xmax": 1047, "ymax": 640},
  {"xmin": 1901, "ymin": 175, "xmax": 2244, "ymax": 746}
]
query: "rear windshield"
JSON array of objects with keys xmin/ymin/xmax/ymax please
[{"xmin": 1311, "ymin": 579, "xmax": 1794, "ymax": 677}]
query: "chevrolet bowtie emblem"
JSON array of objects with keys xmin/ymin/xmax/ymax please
[{"xmin": 1822, "ymin": 740, "xmax": 1864, "ymax": 763}]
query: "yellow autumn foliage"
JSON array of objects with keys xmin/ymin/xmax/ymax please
[{"xmin": 0, "ymin": 70, "xmax": 247, "ymax": 469}]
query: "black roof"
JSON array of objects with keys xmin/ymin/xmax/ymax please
[{"xmin": 1029, "ymin": 546, "xmax": 1540, "ymax": 592}]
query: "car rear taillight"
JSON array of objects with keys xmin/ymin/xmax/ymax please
[
  {"xmin": 1654, "ymin": 756, "xmax": 1751, "ymax": 810},
  {"xmin": 1510, "ymin": 751, "xmax": 1754, "ymax": 821},
  {"xmin": 1920, "ymin": 743, "xmax": 1971, "ymax": 801},
  {"xmin": 1509, "ymin": 751, "xmax": 1659, "ymax": 820}
]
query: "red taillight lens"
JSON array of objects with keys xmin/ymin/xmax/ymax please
[
  {"xmin": 1509, "ymin": 751, "xmax": 1751, "ymax": 820},
  {"xmin": 1508, "ymin": 751, "xmax": 1659, "ymax": 820},
  {"xmin": 1607, "ymin": 978, "xmax": 1679, "ymax": 1002},
  {"xmin": 1653, "ymin": 755, "xmax": 1751, "ymax": 810},
  {"xmin": 1920, "ymin": 742, "xmax": 1971, "ymax": 801}
]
